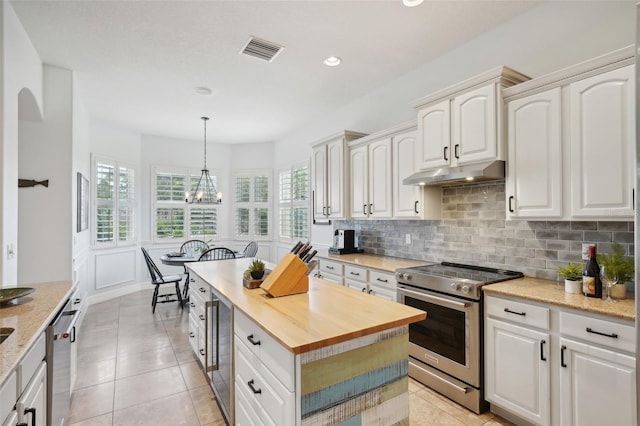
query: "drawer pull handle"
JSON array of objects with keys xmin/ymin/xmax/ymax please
[
  {"xmin": 443, "ymin": 146, "xmax": 448, "ymax": 161},
  {"xmin": 189, "ymin": 332, "xmax": 195, "ymax": 338},
  {"xmin": 540, "ymin": 340, "xmax": 546, "ymax": 361},
  {"xmin": 190, "ymin": 302, "xmax": 196, "ymax": 308},
  {"xmin": 504, "ymin": 308, "xmax": 526, "ymax": 316},
  {"xmin": 199, "ymin": 314, "xmax": 205, "ymax": 321},
  {"xmin": 368, "ymin": 289, "xmax": 373, "ymax": 294},
  {"xmin": 361, "ymin": 287, "xmax": 367, "ymax": 292},
  {"xmin": 190, "ymin": 278, "xmax": 195, "ymax": 282},
  {"xmin": 508, "ymin": 196, "xmax": 515, "ymax": 213},
  {"xmin": 199, "ymin": 349, "xmax": 205, "ymax": 356},
  {"xmin": 414, "ymin": 200, "xmax": 419, "ymax": 214},
  {"xmin": 248, "ymin": 379, "xmax": 262, "ymax": 394},
  {"xmin": 350, "ymin": 272, "xmax": 360, "ymax": 276},
  {"xmin": 247, "ymin": 334, "xmax": 261, "ymax": 346},
  {"xmin": 199, "ymin": 287, "xmax": 206, "ymax": 293},
  {"xmin": 376, "ymin": 278, "xmax": 388, "ymax": 283},
  {"xmin": 326, "ymin": 265, "xmax": 334, "ymax": 270},
  {"xmin": 586, "ymin": 327, "xmax": 618, "ymax": 339},
  {"xmin": 560, "ymin": 345, "xmax": 567, "ymax": 368},
  {"xmin": 24, "ymin": 407, "xmax": 36, "ymax": 426}
]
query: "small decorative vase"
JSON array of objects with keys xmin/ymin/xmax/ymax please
[
  {"xmin": 610, "ymin": 282, "xmax": 627, "ymax": 300},
  {"xmin": 250, "ymin": 270, "xmax": 265, "ymax": 280},
  {"xmin": 564, "ymin": 279, "xmax": 582, "ymax": 294}
]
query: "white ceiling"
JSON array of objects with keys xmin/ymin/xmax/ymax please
[{"xmin": 10, "ymin": 0, "xmax": 541, "ymax": 144}]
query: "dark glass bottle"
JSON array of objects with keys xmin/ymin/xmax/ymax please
[{"xmin": 582, "ymin": 245, "xmax": 602, "ymax": 298}]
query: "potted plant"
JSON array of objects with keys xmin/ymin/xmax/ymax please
[
  {"xmin": 597, "ymin": 243, "xmax": 634, "ymax": 300},
  {"xmin": 246, "ymin": 259, "xmax": 266, "ymax": 280},
  {"xmin": 558, "ymin": 262, "xmax": 584, "ymax": 294}
]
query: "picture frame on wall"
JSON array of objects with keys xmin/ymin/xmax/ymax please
[{"xmin": 77, "ymin": 172, "xmax": 89, "ymax": 232}]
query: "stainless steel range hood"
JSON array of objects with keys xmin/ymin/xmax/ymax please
[{"xmin": 403, "ymin": 160, "xmax": 505, "ymax": 187}]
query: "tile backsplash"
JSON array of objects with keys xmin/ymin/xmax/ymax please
[{"xmin": 335, "ymin": 181, "xmax": 634, "ymax": 283}]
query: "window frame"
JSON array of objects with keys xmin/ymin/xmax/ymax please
[
  {"xmin": 232, "ymin": 169, "xmax": 272, "ymax": 241},
  {"xmin": 92, "ymin": 155, "xmax": 137, "ymax": 248},
  {"xmin": 151, "ymin": 165, "xmax": 221, "ymax": 244},
  {"xmin": 278, "ymin": 161, "xmax": 310, "ymax": 243}
]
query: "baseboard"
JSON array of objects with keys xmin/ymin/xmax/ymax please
[{"xmin": 87, "ymin": 281, "xmax": 147, "ymax": 305}]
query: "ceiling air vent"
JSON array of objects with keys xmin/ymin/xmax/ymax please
[{"xmin": 240, "ymin": 36, "xmax": 284, "ymax": 62}]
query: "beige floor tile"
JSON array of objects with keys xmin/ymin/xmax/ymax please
[
  {"xmin": 415, "ymin": 387, "xmax": 494, "ymax": 426},
  {"xmin": 174, "ymin": 345, "xmax": 199, "ymax": 365},
  {"xmin": 113, "ymin": 365, "xmax": 187, "ymax": 410},
  {"xmin": 68, "ymin": 381, "xmax": 115, "ymax": 424},
  {"xmin": 409, "ymin": 392, "xmax": 466, "ymax": 426},
  {"xmin": 112, "ymin": 391, "xmax": 200, "ymax": 426},
  {"xmin": 115, "ymin": 346, "xmax": 177, "ymax": 379},
  {"xmin": 68, "ymin": 412, "xmax": 113, "ymax": 426},
  {"xmin": 77, "ymin": 341, "xmax": 117, "ymax": 364},
  {"xmin": 179, "ymin": 360, "xmax": 208, "ymax": 389},
  {"xmin": 189, "ymin": 384, "xmax": 225, "ymax": 425},
  {"xmin": 73, "ymin": 357, "xmax": 116, "ymax": 390},
  {"xmin": 116, "ymin": 333, "xmax": 172, "ymax": 356}
]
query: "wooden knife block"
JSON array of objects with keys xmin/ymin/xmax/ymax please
[{"xmin": 260, "ymin": 253, "xmax": 309, "ymax": 297}]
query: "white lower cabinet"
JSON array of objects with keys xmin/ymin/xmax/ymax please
[
  {"xmin": 316, "ymin": 258, "xmax": 344, "ymax": 285},
  {"xmin": 234, "ymin": 310, "xmax": 295, "ymax": 425},
  {"xmin": 188, "ymin": 277, "xmax": 212, "ymax": 370},
  {"xmin": 485, "ymin": 295, "xmax": 636, "ymax": 426},
  {"xmin": 16, "ymin": 362, "xmax": 47, "ymax": 426},
  {"xmin": 341, "ymin": 263, "xmax": 397, "ymax": 301}
]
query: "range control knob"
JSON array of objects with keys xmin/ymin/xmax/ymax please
[
  {"xmin": 450, "ymin": 282, "xmax": 461, "ymax": 291},
  {"xmin": 401, "ymin": 273, "xmax": 411, "ymax": 280},
  {"xmin": 461, "ymin": 285, "xmax": 471, "ymax": 294}
]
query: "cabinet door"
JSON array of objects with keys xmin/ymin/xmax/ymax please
[
  {"xmin": 507, "ymin": 88, "xmax": 562, "ymax": 218},
  {"xmin": 16, "ymin": 362, "xmax": 46, "ymax": 426},
  {"xmin": 368, "ymin": 138, "xmax": 392, "ymax": 218},
  {"xmin": 393, "ymin": 130, "xmax": 422, "ymax": 218},
  {"xmin": 485, "ymin": 318, "xmax": 550, "ymax": 425},
  {"xmin": 570, "ymin": 65, "xmax": 635, "ymax": 218},
  {"xmin": 452, "ymin": 84, "xmax": 497, "ymax": 165},
  {"xmin": 559, "ymin": 337, "xmax": 636, "ymax": 426},
  {"xmin": 349, "ymin": 145, "xmax": 368, "ymax": 219},
  {"xmin": 311, "ymin": 145, "xmax": 327, "ymax": 219},
  {"xmin": 417, "ymin": 100, "xmax": 450, "ymax": 170},
  {"xmin": 326, "ymin": 138, "xmax": 346, "ymax": 218}
]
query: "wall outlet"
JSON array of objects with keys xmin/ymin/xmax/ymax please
[
  {"xmin": 582, "ymin": 243, "xmax": 592, "ymax": 260},
  {"xmin": 405, "ymin": 234, "xmax": 411, "ymax": 245}
]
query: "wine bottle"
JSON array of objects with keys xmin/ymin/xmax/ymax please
[{"xmin": 582, "ymin": 245, "xmax": 602, "ymax": 298}]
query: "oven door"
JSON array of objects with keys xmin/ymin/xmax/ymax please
[{"xmin": 397, "ymin": 284, "xmax": 480, "ymax": 387}]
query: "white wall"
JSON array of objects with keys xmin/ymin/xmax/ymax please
[
  {"xmin": 1, "ymin": 2, "xmax": 44, "ymax": 286},
  {"xmin": 18, "ymin": 65, "xmax": 73, "ymax": 285},
  {"xmin": 271, "ymin": 1, "xmax": 636, "ymax": 246}
]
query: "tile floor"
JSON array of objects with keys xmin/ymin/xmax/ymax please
[{"xmin": 70, "ymin": 289, "xmax": 514, "ymax": 426}]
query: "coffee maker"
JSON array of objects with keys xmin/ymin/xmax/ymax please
[{"xmin": 329, "ymin": 229, "xmax": 361, "ymax": 254}]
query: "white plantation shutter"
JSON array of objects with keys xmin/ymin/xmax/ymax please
[
  {"xmin": 152, "ymin": 166, "xmax": 220, "ymax": 242},
  {"xmin": 278, "ymin": 163, "xmax": 309, "ymax": 241},
  {"xmin": 93, "ymin": 157, "xmax": 136, "ymax": 247},
  {"xmin": 233, "ymin": 170, "xmax": 271, "ymax": 240}
]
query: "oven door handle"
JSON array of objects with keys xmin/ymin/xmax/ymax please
[{"xmin": 398, "ymin": 287, "xmax": 470, "ymax": 309}]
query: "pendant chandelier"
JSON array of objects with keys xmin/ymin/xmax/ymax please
[{"xmin": 185, "ymin": 117, "xmax": 222, "ymax": 204}]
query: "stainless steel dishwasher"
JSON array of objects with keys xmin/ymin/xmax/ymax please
[{"xmin": 46, "ymin": 297, "xmax": 80, "ymax": 426}]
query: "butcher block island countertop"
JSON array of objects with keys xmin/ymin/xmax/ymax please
[
  {"xmin": 483, "ymin": 276, "xmax": 635, "ymax": 321},
  {"xmin": 188, "ymin": 257, "xmax": 425, "ymax": 354}
]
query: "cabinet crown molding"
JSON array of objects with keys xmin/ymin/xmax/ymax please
[
  {"xmin": 347, "ymin": 119, "xmax": 417, "ymax": 148},
  {"xmin": 503, "ymin": 45, "xmax": 634, "ymax": 101},
  {"xmin": 310, "ymin": 130, "xmax": 368, "ymax": 148},
  {"xmin": 412, "ymin": 66, "xmax": 530, "ymax": 110}
]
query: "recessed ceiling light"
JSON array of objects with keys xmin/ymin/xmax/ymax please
[
  {"xmin": 403, "ymin": 0, "xmax": 424, "ymax": 7},
  {"xmin": 194, "ymin": 86, "xmax": 213, "ymax": 96},
  {"xmin": 323, "ymin": 56, "xmax": 342, "ymax": 67}
]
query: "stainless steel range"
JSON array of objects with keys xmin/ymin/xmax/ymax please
[{"xmin": 395, "ymin": 262, "xmax": 523, "ymax": 413}]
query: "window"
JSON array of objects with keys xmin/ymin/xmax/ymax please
[
  {"xmin": 93, "ymin": 156, "xmax": 136, "ymax": 247},
  {"xmin": 152, "ymin": 167, "xmax": 219, "ymax": 242},
  {"xmin": 233, "ymin": 170, "xmax": 271, "ymax": 240},
  {"xmin": 279, "ymin": 162, "xmax": 309, "ymax": 241}
]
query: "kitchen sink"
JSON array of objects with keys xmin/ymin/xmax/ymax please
[{"xmin": 0, "ymin": 327, "xmax": 14, "ymax": 344}]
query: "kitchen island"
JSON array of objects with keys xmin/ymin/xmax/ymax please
[{"xmin": 187, "ymin": 257, "xmax": 425, "ymax": 426}]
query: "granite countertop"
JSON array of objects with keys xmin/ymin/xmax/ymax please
[
  {"xmin": 0, "ymin": 280, "xmax": 76, "ymax": 387},
  {"xmin": 483, "ymin": 277, "xmax": 635, "ymax": 322},
  {"xmin": 317, "ymin": 252, "xmax": 433, "ymax": 273},
  {"xmin": 188, "ymin": 258, "xmax": 425, "ymax": 354}
]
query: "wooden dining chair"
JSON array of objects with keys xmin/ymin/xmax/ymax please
[
  {"xmin": 242, "ymin": 241, "xmax": 258, "ymax": 258},
  {"xmin": 141, "ymin": 247, "xmax": 183, "ymax": 313},
  {"xmin": 179, "ymin": 239, "xmax": 209, "ymax": 297},
  {"xmin": 198, "ymin": 247, "xmax": 236, "ymax": 261}
]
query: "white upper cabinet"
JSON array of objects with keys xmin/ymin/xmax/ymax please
[
  {"xmin": 348, "ymin": 137, "xmax": 392, "ymax": 219},
  {"xmin": 452, "ymin": 84, "xmax": 498, "ymax": 165},
  {"xmin": 311, "ymin": 131, "xmax": 367, "ymax": 221},
  {"xmin": 503, "ymin": 46, "xmax": 635, "ymax": 221},
  {"xmin": 413, "ymin": 66, "xmax": 529, "ymax": 172},
  {"xmin": 570, "ymin": 65, "xmax": 635, "ymax": 218},
  {"xmin": 506, "ymin": 88, "xmax": 563, "ymax": 218}
]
